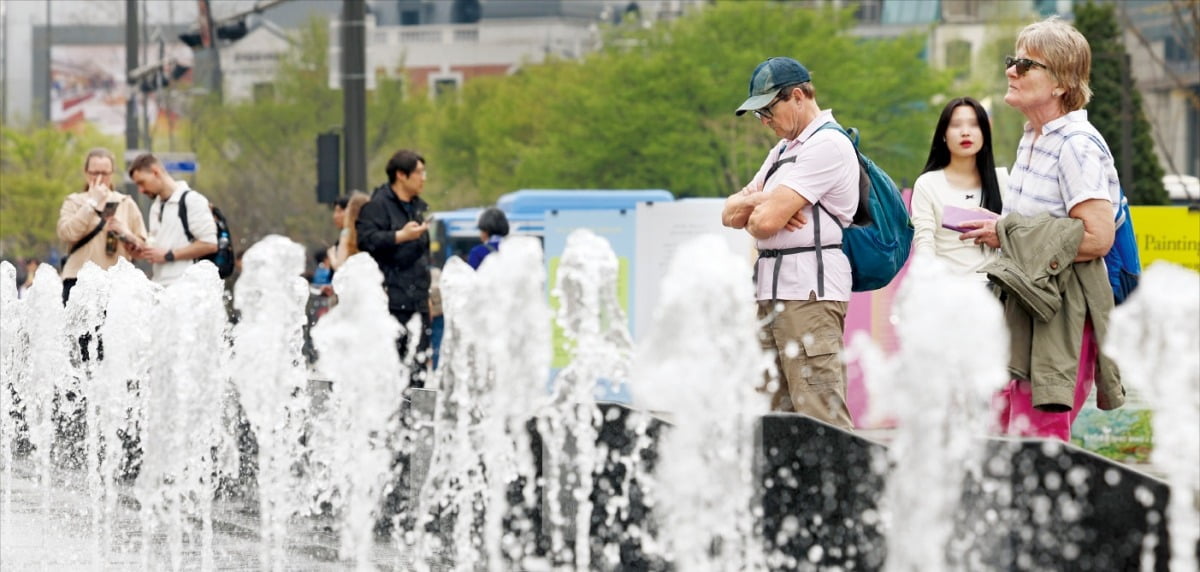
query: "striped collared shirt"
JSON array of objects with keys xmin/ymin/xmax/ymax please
[{"xmin": 1005, "ymin": 110, "xmax": 1120, "ymax": 219}]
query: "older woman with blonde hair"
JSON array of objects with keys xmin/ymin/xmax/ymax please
[{"xmin": 961, "ymin": 16, "xmax": 1125, "ymax": 441}]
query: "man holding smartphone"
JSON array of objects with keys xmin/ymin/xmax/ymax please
[
  {"xmin": 356, "ymin": 149, "xmax": 433, "ymax": 388},
  {"xmin": 56, "ymin": 147, "xmax": 148, "ymax": 303},
  {"xmin": 127, "ymin": 153, "xmax": 219, "ymax": 286}
]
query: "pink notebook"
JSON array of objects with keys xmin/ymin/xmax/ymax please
[{"xmin": 942, "ymin": 205, "xmax": 998, "ymax": 233}]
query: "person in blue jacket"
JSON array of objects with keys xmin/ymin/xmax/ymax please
[{"xmin": 467, "ymin": 207, "xmax": 509, "ymax": 269}]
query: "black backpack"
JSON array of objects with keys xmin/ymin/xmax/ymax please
[{"xmin": 178, "ymin": 190, "xmax": 235, "ymax": 279}]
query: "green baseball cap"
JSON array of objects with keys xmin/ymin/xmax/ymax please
[{"xmin": 735, "ymin": 57, "xmax": 812, "ymax": 116}]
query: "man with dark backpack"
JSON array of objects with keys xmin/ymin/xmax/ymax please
[
  {"xmin": 722, "ymin": 57, "xmax": 861, "ymax": 430},
  {"xmin": 127, "ymin": 153, "xmax": 218, "ymax": 286},
  {"xmin": 178, "ymin": 192, "xmax": 236, "ymax": 280}
]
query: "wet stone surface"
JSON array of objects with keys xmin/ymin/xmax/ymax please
[{"xmin": 0, "ymin": 458, "xmax": 456, "ymax": 571}]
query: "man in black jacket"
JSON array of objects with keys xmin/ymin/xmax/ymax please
[{"xmin": 356, "ymin": 149, "xmax": 433, "ymax": 387}]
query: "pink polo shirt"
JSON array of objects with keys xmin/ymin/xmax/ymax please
[{"xmin": 747, "ymin": 110, "xmax": 860, "ymax": 302}]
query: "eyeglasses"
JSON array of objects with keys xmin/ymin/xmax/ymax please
[
  {"xmin": 87, "ymin": 170, "xmax": 113, "ymax": 177},
  {"xmin": 753, "ymin": 91, "xmax": 789, "ymax": 120},
  {"xmin": 1005, "ymin": 55, "xmax": 1048, "ymax": 77}
]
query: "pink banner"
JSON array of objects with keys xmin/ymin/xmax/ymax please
[{"xmin": 845, "ymin": 189, "xmax": 912, "ymax": 427}]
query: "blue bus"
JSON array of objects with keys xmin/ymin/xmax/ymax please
[{"xmin": 430, "ymin": 189, "xmax": 674, "ymax": 267}]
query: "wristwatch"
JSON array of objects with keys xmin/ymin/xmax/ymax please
[{"xmin": 165, "ymin": 250, "xmax": 175, "ymax": 262}]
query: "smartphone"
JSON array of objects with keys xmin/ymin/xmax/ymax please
[
  {"xmin": 102, "ymin": 201, "xmax": 119, "ymax": 217},
  {"xmin": 423, "ymin": 212, "xmax": 436, "ymax": 224}
]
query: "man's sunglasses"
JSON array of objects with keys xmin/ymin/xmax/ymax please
[
  {"xmin": 1005, "ymin": 55, "xmax": 1048, "ymax": 76},
  {"xmin": 753, "ymin": 91, "xmax": 788, "ymax": 121}
]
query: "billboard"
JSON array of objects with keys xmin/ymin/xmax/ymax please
[{"xmin": 50, "ymin": 44, "xmax": 192, "ymax": 135}]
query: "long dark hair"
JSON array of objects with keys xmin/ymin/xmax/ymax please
[{"xmin": 920, "ymin": 97, "xmax": 1003, "ymax": 214}]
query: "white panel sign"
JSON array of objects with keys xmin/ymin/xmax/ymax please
[{"xmin": 633, "ymin": 199, "xmax": 754, "ymax": 340}]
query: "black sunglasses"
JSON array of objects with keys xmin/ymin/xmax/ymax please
[
  {"xmin": 1005, "ymin": 55, "xmax": 1048, "ymax": 76},
  {"xmin": 753, "ymin": 91, "xmax": 789, "ymax": 120}
]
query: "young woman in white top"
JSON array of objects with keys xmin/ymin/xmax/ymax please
[{"xmin": 910, "ymin": 97, "xmax": 1006, "ymax": 283}]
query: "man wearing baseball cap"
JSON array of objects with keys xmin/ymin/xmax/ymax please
[{"xmin": 721, "ymin": 57, "xmax": 861, "ymax": 430}]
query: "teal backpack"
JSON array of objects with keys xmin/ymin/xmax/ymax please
[{"xmin": 815, "ymin": 123, "xmax": 914, "ymax": 292}]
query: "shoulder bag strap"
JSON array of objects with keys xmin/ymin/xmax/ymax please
[{"xmin": 68, "ymin": 219, "xmax": 107, "ymax": 257}]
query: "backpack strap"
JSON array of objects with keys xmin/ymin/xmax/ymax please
[
  {"xmin": 805, "ymin": 122, "xmax": 855, "ymax": 298},
  {"xmin": 1063, "ymin": 131, "xmax": 1123, "ymax": 225},
  {"xmin": 178, "ymin": 189, "xmax": 196, "ymax": 242},
  {"xmin": 764, "ymin": 149, "xmax": 796, "ymax": 183},
  {"xmin": 757, "ymin": 244, "xmax": 840, "ymax": 301}
]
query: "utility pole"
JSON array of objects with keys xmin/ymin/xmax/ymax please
[
  {"xmin": 199, "ymin": 0, "xmax": 223, "ymax": 101},
  {"xmin": 44, "ymin": 0, "xmax": 50, "ymax": 121},
  {"xmin": 342, "ymin": 0, "xmax": 367, "ymax": 194},
  {"xmin": 125, "ymin": 0, "xmax": 139, "ymax": 154},
  {"xmin": 1, "ymin": 0, "xmax": 7, "ymax": 124}
]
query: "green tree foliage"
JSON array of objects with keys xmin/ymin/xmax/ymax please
[
  {"xmin": 0, "ymin": 124, "xmax": 122, "ymax": 259},
  {"xmin": 442, "ymin": 2, "xmax": 950, "ymax": 196},
  {"xmin": 1074, "ymin": 1, "xmax": 1168, "ymax": 205}
]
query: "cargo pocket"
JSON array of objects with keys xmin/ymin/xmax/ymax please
[{"xmin": 800, "ymin": 335, "xmax": 842, "ymax": 389}]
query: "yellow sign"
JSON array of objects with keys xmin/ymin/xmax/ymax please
[{"xmin": 1130, "ymin": 206, "xmax": 1200, "ymax": 273}]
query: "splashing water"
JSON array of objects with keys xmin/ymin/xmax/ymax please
[
  {"xmin": 541, "ymin": 228, "xmax": 635, "ymax": 568},
  {"xmin": 3, "ymin": 228, "xmax": 1193, "ymax": 572},
  {"xmin": 419, "ymin": 255, "xmax": 488, "ymax": 568},
  {"xmin": 0, "ymin": 262, "xmax": 22, "ymax": 537},
  {"xmin": 311, "ymin": 252, "xmax": 406, "ymax": 570},
  {"xmin": 230, "ymin": 236, "xmax": 311, "ymax": 571},
  {"xmin": 423, "ymin": 237, "xmax": 554, "ymax": 569},
  {"xmin": 137, "ymin": 261, "xmax": 234, "ymax": 571},
  {"xmin": 65, "ymin": 262, "xmax": 113, "ymax": 566},
  {"xmin": 94, "ymin": 260, "xmax": 159, "ymax": 562},
  {"xmin": 1105, "ymin": 262, "xmax": 1199, "ymax": 572},
  {"xmin": 853, "ymin": 255, "xmax": 1008, "ymax": 571},
  {"xmin": 632, "ymin": 234, "xmax": 769, "ymax": 571},
  {"xmin": 24, "ymin": 264, "xmax": 73, "ymax": 523},
  {"xmin": 473, "ymin": 237, "xmax": 553, "ymax": 569}
]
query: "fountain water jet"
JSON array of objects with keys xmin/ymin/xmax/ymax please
[
  {"xmin": 631, "ymin": 234, "xmax": 768, "ymax": 571},
  {"xmin": 93, "ymin": 259, "xmax": 158, "ymax": 562},
  {"xmin": 1105, "ymin": 262, "xmax": 1199, "ymax": 572},
  {"xmin": 853, "ymin": 255, "xmax": 1008, "ymax": 571},
  {"xmin": 137, "ymin": 261, "xmax": 234, "ymax": 571},
  {"xmin": 24, "ymin": 264, "xmax": 72, "ymax": 525},
  {"xmin": 0, "ymin": 262, "xmax": 22, "ymax": 538},
  {"xmin": 542, "ymin": 228, "xmax": 634, "ymax": 568},
  {"xmin": 421, "ymin": 236, "xmax": 551, "ymax": 569},
  {"xmin": 310, "ymin": 251, "xmax": 407, "ymax": 570},
  {"xmin": 228, "ymin": 235, "xmax": 312, "ymax": 571},
  {"xmin": 64, "ymin": 262, "xmax": 113, "ymax": 567}
]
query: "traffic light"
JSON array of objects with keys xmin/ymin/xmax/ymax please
[
  {"xmin": 216, "ymin": 20, "xmax": 249, "ymax": 42},
  {"xmin": 316, "ymin": 133, "xmax": 341, "ymax": 204},
  {"xmin": 179, "ymin": 18, "xmax": 251, "ymax": 47},
  {"xmin": 179, "ymin": 30, "xmax": 204, "ymax": 48}
]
